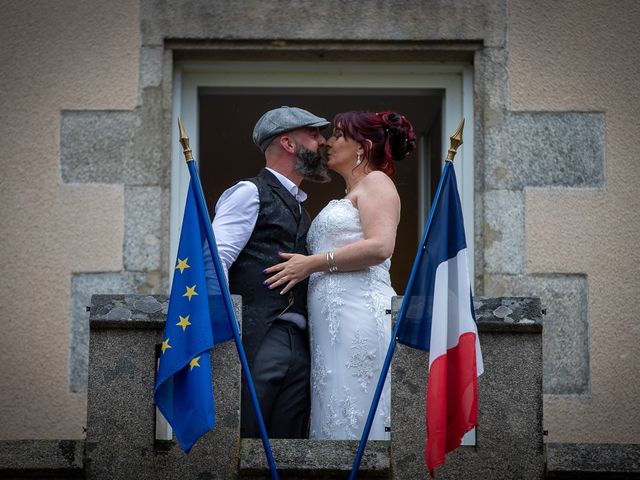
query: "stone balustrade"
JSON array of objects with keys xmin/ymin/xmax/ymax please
[{"xmin": 0, "ymin": 294, "xmax": 545, "ymax": 479}]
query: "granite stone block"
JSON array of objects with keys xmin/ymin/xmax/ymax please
[
  {"xmin": 0, "ymin": 440, "xmax": 84, "ymax": 477},
  {"xmin": 484, "ymin": 274, "xmax": 589, "ymax": 394},
  {"xmin": 391, "ymin": 296, "xmax": 544, "ymax": 479},
  {"xmin": 140, "ymin": 46, "xmax": 164, "ymax": 89},
  {"xmin": 124, "ymin": 186, "xmax": 162, "ymax": 272},
  {"xmin": 130, "ymin": 87, "xmax": 168, "ymax": 186},
  {"xmin": 61, "ymin": 110, "xmax": 138, "ymax": 184},
  {"xmin": 484, "ymin": 189, "xmax": 524, "ymax": 274},
  {"xmin": 141, "ymin": 0, "xmax": 506, "ymax": 47},
  {"xmin": 485, "ymin": 112, "xmax": 605, "ymax": 190},
  {"xmin": 70, "ymin": 272, "xmax": 160, "ymax": 393},
  {"xmin": 159, "ymin": 185, "xmax": 172, "ymax": 292},
  {"xmin": 61, "ymin": 89, "xmax": 168, "ymax": 188},
  {"xmin": 474, "ymin": 47, "xmax": 510, "ymax": 113},
  {"xmin": 546, "ymin": 443, "xmax": 640, "ymax": 478},
  {"xmin": 160, "ymin": 49, "xmax": 174, "ymax": 112}
]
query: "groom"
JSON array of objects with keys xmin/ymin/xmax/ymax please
[{"xmin": 212, "ymin": 106, "xmax": 330, "ymax": 438}]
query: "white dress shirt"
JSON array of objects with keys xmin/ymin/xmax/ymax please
[{"xmin": 212, "ymin": 168, "xmax": 308, "ymax": 328}]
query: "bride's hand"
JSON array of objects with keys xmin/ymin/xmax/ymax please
[{"xmin": 263, "ymin": 252, "xmax": 313, "ymax": 295}]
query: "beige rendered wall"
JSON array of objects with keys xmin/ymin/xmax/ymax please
[
  {"xmin": 0, "ymin": 1, "xmax": 139, "ymax": 439},
  {"xmin": 509, "ymin": 0, "xmax": 640, "ymax": 443},
  {"xmin": 2, "ymin": 0, "xmax": 637, "ymax": 446}
]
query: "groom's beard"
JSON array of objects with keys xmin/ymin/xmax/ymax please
[{"xmin": 294, "ymin": 145, "xmax": 331, "ymax": 183}]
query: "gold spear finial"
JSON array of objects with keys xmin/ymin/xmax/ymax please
[
  {"xmin": 177, "ymin": 117, "xmax": 194, "ymax": 162},
  {"xmin": 445, "ymin": 118, "xmax": 465, "ymax": 162}
]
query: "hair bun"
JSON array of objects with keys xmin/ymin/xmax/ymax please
[{"xmin": 379, "ymin": 111, "xmax": 417, "ymax": 162}]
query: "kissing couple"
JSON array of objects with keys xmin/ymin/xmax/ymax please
[{"xmin": 212, "ymin": 106, "xmax": 416, "ymax": 440}]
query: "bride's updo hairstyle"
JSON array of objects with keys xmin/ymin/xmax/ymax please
[{"xmin": 332, "ymin": 110, "xmax": 417, "ymax": 176}]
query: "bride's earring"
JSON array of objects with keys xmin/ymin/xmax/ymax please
[{"xmin": 356, "ymin": 152, "xmax": 362, "ymax": 166}]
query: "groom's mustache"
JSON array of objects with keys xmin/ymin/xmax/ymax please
[{"xmin": 295, "ymin": 145, "xmax": 331, "ymax": 183}]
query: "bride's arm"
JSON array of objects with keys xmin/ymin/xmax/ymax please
[{"xmin": 264, "ymin": 171, "xmax": 400, "ymax": 294}]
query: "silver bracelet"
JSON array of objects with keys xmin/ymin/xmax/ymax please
[{"xmin": 326, "ymin": 251, "xmax": 338, "ymax": 273}]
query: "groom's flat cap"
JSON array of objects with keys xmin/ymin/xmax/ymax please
[{"xmin": 253, "ymin": 106, "xmax": 330, "ymax": 152}]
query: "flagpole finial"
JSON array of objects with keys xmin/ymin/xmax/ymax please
[
  {"xmin": 177, "ymin": 117, "xmax": 194, "ymax": 163},
  {"xmin": 445, "ymin": 118, "xmax": 465, "ymax": 163}
]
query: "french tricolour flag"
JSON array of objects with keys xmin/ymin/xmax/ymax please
[{"xmin": 396, "ymin": 161, "xmax": 483, "ymax": 476}]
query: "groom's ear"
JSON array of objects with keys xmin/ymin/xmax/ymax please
[{"xmin": 278, "ymin": 134, "xmax": 297, "ymax": 154}]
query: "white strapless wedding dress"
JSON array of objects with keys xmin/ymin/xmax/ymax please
[{"xmin": 307, "ymin": 199, "xmax": 394, "ymax": 440}]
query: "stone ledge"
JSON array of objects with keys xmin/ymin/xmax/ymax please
[
  {"xmin": 89, "ymin": 294, "xmax": 243, "ymax": 330},
  {"xmin": 392, "ymin": 295, "xmax": 543, "ymax": 333},
  {"xmin": 0, "ymin": 440, "xmax": 84, "ymax": 478},
  {"xmin": 546, "ymin": 443, "xmax": 640, "ymax": 479},
  {"xmin": 89, "ymin": 294, "xmax": 169, "ymax": 329},
  {"xmin": 90, "ymin": 295, "xmax": 540, "ymax": 333},
  {"xmin": 473, "ymin": 296, "xmax": 543, "ymax": 333},
  {"xmin": 240, "ymin": 439, "xmax": 389, "ymax": 477}
]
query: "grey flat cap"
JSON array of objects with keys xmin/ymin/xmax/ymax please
[{"xmin": 253, "ymin": 106, "xmax": 330, "ymax": 152}]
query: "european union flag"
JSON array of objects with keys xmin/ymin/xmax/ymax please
[{"xmin": 154, "ymin": 178, "xmax": 234, "ymax": 452}]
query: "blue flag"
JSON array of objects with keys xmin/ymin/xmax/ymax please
[
  {"xmin": 154, "ymin": 178, "xmax": 234, "ymax": 452},
  {"xmin": 396, "ymin": 162, "xmax": 470, "ymax": 351}
]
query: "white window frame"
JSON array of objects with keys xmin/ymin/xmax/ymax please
[
  {"xmin": 169, "ymin": 60, "xmax": 476, "ymax": 445},
  {"xmin": 171, "ymin": 61, "xmax": 474, "ymax": 284}
]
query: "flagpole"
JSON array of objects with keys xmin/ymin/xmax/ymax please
[
  {"xmin": 348, "ymin": 119, "xmax": 465, "ymax": 480},
  {"xmin": 178, "ymin": 118, "xmax": 279, "ymax": 480}
]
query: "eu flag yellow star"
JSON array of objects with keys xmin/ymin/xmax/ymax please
[
  {"xmin": 161, "ymin": 338, "xmax": 171, "ymax": 354},
  {"xmin": 189, "ymin": 356, "xmax": 201, "ymax": 370},
  {"xmin": 183, "ymin": 285, "xmax": 198, "ymax": 301},
  {"xmin": 175, "ymin": 258, "xmax": 190, "ymax": 274},
  {"xmin": 176, "ymin": 314, "xmax": 191, "ymax": 331}
]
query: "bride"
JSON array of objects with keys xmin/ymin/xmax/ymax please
[{"xmin": 264, "ymin": 110, "xmax": 416, "ymax": 439}]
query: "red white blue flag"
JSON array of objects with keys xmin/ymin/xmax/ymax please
[{"xmin": 396, "ymin": 161, "xmax": 483, "ymax": 476}]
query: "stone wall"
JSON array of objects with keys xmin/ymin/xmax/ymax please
[
  {"xmin": 7, "ymin": 294, "xmax": 639, "ymax": 477},
  {"xmin": 85, "ymin": 294, "xmax": 241, "ymax": 480},
  {"xmin": 81, "ymin": 294, "xmax": 542, "ymax": 479}
]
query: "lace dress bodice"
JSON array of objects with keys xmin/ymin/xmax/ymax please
[{"xmin": 308, "ymin": 199, "xmax": 391, "ymax": 282}]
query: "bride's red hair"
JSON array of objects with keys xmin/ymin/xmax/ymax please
[{"xmin": 332, "ymin": 111, "xmax": 416, "ymax": 176}]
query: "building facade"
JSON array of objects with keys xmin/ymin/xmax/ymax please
[{"xmin": 1, "ymin": 0, "xmax": 638, "ymax": 472}]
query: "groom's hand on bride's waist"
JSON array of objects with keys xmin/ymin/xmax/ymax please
[{"xmin": 263, "ymin": 252, "xmax": 318, "ymax": 295}]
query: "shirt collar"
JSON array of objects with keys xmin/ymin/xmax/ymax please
[{"xmin": 265, "ymin": 167, "xmax": 307, "ymax": 203}]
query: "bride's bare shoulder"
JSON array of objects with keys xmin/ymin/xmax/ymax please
[
  {"xmin": 363, "ymin": 170, "xmax": 393, "ymax": 185},
  {"xmin": 360, "ymin": 170, "xmax": 397, "ymax": 194}
]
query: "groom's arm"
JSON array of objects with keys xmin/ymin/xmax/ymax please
[{"xmin": 211, "ymin": 181, "xmax": 260, "ymax": 280}]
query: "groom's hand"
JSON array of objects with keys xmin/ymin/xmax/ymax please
[{"xmin": 263, "ymin": 252, "xmax": 312, "ymax": 295}]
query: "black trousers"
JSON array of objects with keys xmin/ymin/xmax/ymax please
[{"xmin": 241, "ymin": 320, "xmax": 311, "ymax": 438}]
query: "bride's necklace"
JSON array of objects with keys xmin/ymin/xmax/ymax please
[{"xmin": 344, "ymin": 174, "xmax": 366, "ymax": 195}]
